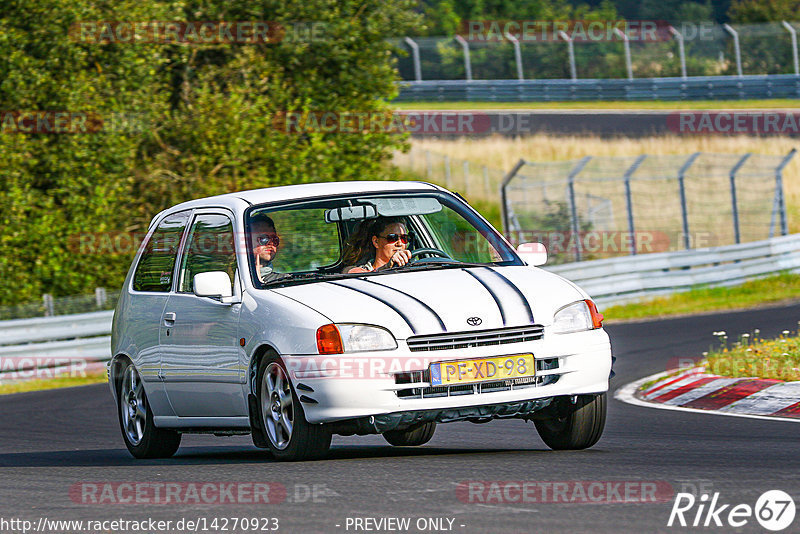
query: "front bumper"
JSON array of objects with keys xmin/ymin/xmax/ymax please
[{"xmin": 282, "ymin": 328, "xmax": 612, "ymax": 425}]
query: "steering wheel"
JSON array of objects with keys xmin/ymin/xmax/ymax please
[{"xmin": 408, "ymin": 248, "xmax": 453, "ymax": 262}]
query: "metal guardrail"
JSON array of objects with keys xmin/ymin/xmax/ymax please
[
  {"xmin": 0, "ymin": 311, "xmax": 112, "ymax": 381},
  {"xmin": 395, "ymin": 74, "xmax": 800, "ymax": 102},
  {"xmin": 546, "ymin": 233, "xmax": 800, "ymax": 307}
]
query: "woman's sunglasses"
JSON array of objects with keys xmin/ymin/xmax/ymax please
[
  {"xmin": 379, "ymin": 233, "xmax": 410, "ymax": 244},
  {"xmin": 257, "ymin": 235, "xmax": 280, "ymax": 247}
]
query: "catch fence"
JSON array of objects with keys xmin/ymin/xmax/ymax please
[
  {"xmin": 394, "ymin": 22, "xmax": 800, "ymax": 82},
  {"xmin": 501, "ymin": 150, "xmax": 797, "ymax": 264}
]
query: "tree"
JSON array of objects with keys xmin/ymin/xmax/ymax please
[{"xmin": 0, "ymin": 0, "xmax": 420, "ymax": 305}]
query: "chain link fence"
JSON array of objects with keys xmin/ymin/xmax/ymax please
[
  {"xmin": 394, "ymin": 22, "xmax": 800, "ymax": 81},
  {"xmin": 501, "ymin": 150, "xmax": 797, "ymax": 264},
  {"xmin": 0, "ymin": 288, "xmax": 120, "ymax": 321}
]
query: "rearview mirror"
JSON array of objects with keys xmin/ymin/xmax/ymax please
[
  {"xmin": 194, "ymin": 271, "xmax": 233, "ymax": 298},
  {"xmin": 517, "ymin": 242, "xmax": 547, "ymax": 266},
  {"xmin": 325, "ymin": 204, "xmax": 377, "ymax": 222}
]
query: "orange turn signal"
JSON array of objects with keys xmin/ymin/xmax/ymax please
[
  {"xmin": 316, "ymin": 324, "xmax": 343, "ymax": 354},
  {"xmin": 585, "ymin": 300, "xmax": 604, "ymax": 329}
]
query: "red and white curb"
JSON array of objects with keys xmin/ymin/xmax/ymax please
[{"xmin": 615, "ymin": 366, "xmax": 800, "ymax": 422}]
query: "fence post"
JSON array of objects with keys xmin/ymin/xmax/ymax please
[
  {"xmin": 505, "ymin": 32, "xmax": 524, "ymax": 80},
  {"xmin": 558, "ymin": 31, "xmax": 577, "ymax": 81},
  {"xmin": 444, "ymin": 155, "xmax": 451, "ymax": 188},
  {"xmin": 729, "ymin": 153, "xmax": 751, "ymax": 244},
  {"xmin": 463, "ymin": 160, "xmax": 470, "ymax": 196},
  {"xmin": 483, "ymin": 165, "xmax": 490, "ymax": 198},
  {"xmin": 454, "ymin": 35, "xmax": 472, "ymax": 81},
  {"xmin": 668, "ymin": 26, "xmax": 687, "ymax": 80},
  {"xmin": 613, "ymin": 28, "xmax": 633, "ymax": 80},
  {"xmin": 623, "ymin": 155, "xmax": 647, "ymax": 255},
  {"xmin": 567, "ymin": 157, "xmax": 592, "ymax": 262},
  {"xmin": 95, "ymin": 287, "xmax": 107, "ymax": 309},
  {"xmin": 723, "ymin": 24, "xmax": 743, "ymax": 78},
  {"xmin": 678, "ymin": 152, "xmax": 701, "ymax": 250},
  {"xmin": 425, "ymin": 150, "xmax": 432, "ymax": 178},
  {"xmin": 783, "ymin": 22, "xmax": 800, "ymax": 76},
  {"xmin": 776, "ymin": 148, "xmax": 797, "ymax": 236},
  {"xmin": 500, "ymin": 159, "xmax": 527, "ymax": 240},
  {"xmin": 403, "ymin": 37, "xmax": 422, "ymax": 81},
  {"xmin": 43, "ymin": 294, "xmax": 54, "ymax": 317}
]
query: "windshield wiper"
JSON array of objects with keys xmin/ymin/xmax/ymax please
[
  {"xmin": 399, "ymin": 261, "xmax": 488, "ymax": 271},
  {"xmin": 262, "ymin": 271, "xmax": 350, "ymax": 288}
]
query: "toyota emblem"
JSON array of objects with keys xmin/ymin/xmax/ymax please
[{"xmin": 466, "ymin": 317, "xmax": 482, "ymax": 326}]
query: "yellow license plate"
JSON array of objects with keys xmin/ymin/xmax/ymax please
[{"xmin": 430, "ymin": 354, "xmax": 535, "ymax": 386}]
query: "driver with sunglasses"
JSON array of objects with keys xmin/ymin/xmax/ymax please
[
  {"xmin": 342, "ymin": 217, "xmax": 412, "ymax": 274},
  {"xmin": 250, "ymin": 213, "xmax": 289, "ymax": 283}
]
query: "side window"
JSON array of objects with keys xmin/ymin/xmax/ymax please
[
  {"xmin": 178, "ymin": 213, "xmax": 237, "ymax": 294},
  {"xmin": 132, "ymin": 211, "xmax": 190, "ymax": 292}
]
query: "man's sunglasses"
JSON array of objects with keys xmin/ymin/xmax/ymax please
[
  {"xmin": 379, "ymin": 233, "xmax": 411, "ymax": 244},
  {"xmin": 256, "ymin": 235, "xmax": 280, "ymax": 247}
]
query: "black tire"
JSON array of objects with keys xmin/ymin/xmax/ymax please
[
  {"xmin": 383, "ymin": 421, "xmax": 436, "ymax": 446},
  {"xmin": 534, "ymin": 393, "xmax": 606, "ymax": 450},
  {"xmin": 116, "ymin": 362, "xmax": 181, "ymax": 459},
  {"xmin": 257, "ymin": 354, "xmax": 331, "ymax": 461}
]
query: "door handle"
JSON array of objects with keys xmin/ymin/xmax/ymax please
[{"xmin": 163, "ymin": 312, "xmax": 176, "ymax": 325}]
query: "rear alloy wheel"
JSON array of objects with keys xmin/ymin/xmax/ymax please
[
  {"xmin": 117, "ymin": 362, "xmax": 181, "ymax": 459},
  {"xmin": 383, "ymin": 421, "xmax": 436, "ymax": 446},
  {"xmin": 258, "ymin": 356, "xmax": 331, "ymax": 461},
  {"xmin": 534, "ymin": 393, "xmax": 606, "ymax": 450}
]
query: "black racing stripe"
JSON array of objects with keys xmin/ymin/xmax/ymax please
[
  {"xmin": 325, "ymin": 281, "xmax": 418, "ymax": 334},
  {"xmin": 462, "ymin": 268, "xmax": 506, "ymax": 326},
  {"xmin": 362, "ymin": 278, "xmax": 447, "ymax": 332},
  {"xmin": 480, "ymin": 267, "xmax": 534, "ymax": 323}
]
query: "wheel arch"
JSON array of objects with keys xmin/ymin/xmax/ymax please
[{"xmin": 108, "ymin": 353, "xmax": 133, "ymax": 402}]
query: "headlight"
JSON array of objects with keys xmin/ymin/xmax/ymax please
[
  {"xmin": 316, "ymin": 324, "xmax": 397, "ymax": 354},
  {"xmin": 552, "ymin": 300, "xmax": 603, "ymax": 334}
]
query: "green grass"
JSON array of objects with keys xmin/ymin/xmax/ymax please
[
  {"xmin": 603, "ymin": 272, "xmax": 800, "ymax": 322},
  {"xmin": 391, "ymin": 99, "xmax": 800, "ymax": 111},
  {"xmin": 705, "ymin": 331, "xmax": 800, "ymax": 381},
  {"xmin": 0, "ymin": 373, "xmax": 107, "ymax": 395}
]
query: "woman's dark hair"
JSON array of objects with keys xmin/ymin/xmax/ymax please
[{"xmin": 341, "ymin": 216, "xmax": 405, "ymax": 266}]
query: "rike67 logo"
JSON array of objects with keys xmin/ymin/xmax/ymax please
[{"xmin": 668, "ymin": 490, "xmax": 796, "ymax": 531}]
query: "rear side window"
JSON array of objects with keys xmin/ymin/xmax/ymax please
[
  {"xmin": 132, "ymin": 211, "xmax": 190, "ymax": 292},
  {"xmin": 177, "ymin": 213, "xmax": 237, "ymax": 294}
]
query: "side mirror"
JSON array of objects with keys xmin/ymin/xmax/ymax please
[
  {"xmin": 516, "ymin": 242, "xmax": 547, "ymax": 266},
  {"xmin": 194, "ymin": 271, "xmax": 233, "ymax": 298}
]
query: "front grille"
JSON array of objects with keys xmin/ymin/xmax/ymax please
[
  {"xmin": 406, "ymin": 325, "xmax": 544, "ymax": 352},
  {"xmin": 396, "ymin": 374, "xmax": 560, "ymax": 399}
]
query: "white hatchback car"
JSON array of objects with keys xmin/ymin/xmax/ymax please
[{"xmin": 110, "ymin": 181, "xmax": 612, "ymax": 460}]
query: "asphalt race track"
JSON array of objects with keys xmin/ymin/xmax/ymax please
[{"xmin": 1, "ymin": 302, "xmax": 800, "ymax": 533}]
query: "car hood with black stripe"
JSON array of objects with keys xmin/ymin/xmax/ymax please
[{"xmin": 270, "ymin": 266, "xmax": 586, "ymax": 338}]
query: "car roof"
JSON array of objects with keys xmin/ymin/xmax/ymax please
[{"xmin": 166, "ymin": 180, "xmax": 443, "ymax": 212}]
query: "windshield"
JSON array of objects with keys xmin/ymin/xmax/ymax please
[{"xmin": 245, "ymin": 191, "xmax": 521, "ymax": 288}]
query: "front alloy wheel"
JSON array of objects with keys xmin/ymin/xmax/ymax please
[{"xmin": 257, "ymin": 356, "xmax": 331, "ymax": 461}]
